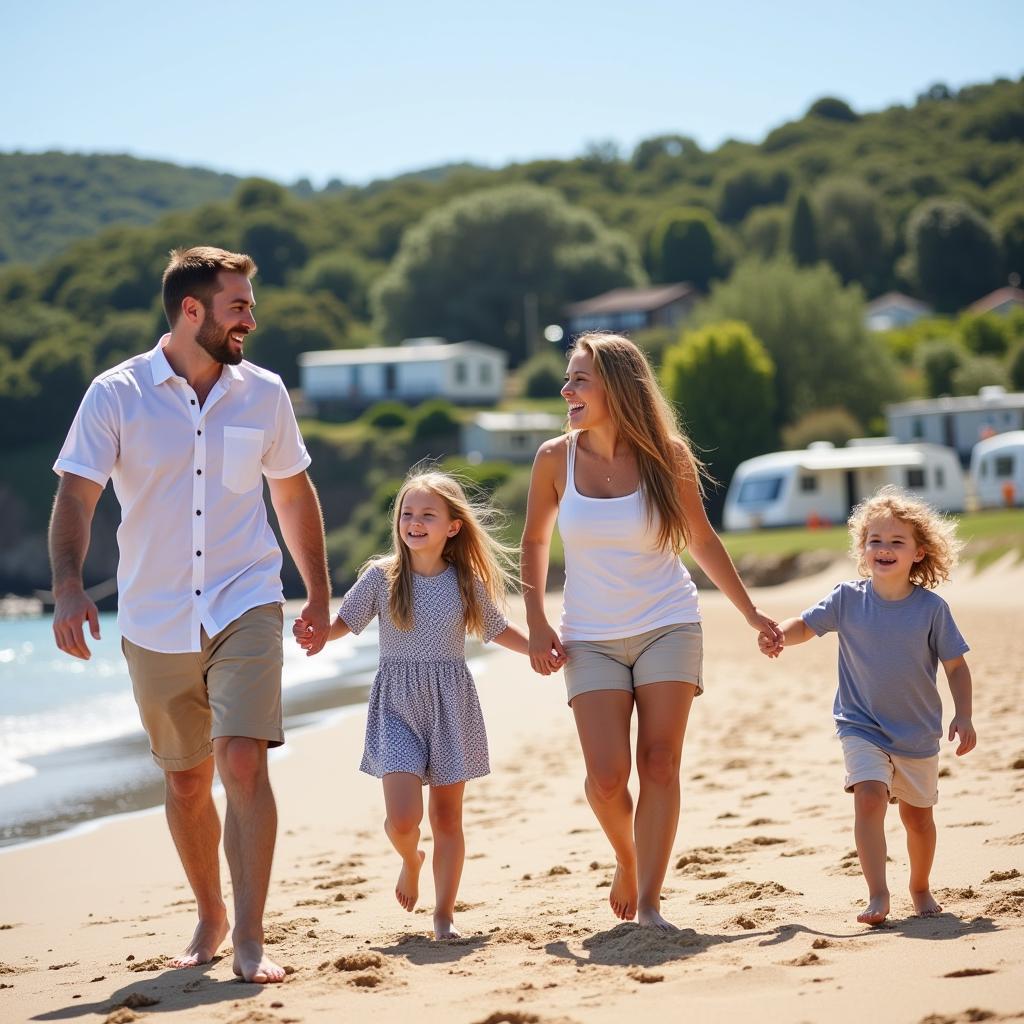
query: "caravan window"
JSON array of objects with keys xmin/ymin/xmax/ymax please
[
  {"xmin": 737, "ymin": 476, "xmax": 784, "ymax": 504},
  {"xmin": 798, "ymin": 475, "xmax": 817, "ymax": 493},
  {"xmin": 935, "ymin": 467, "xmax": 945, "ymax": 488},
  {"xmin": 995, "ymin": 456, "xmax": 1014, "ymax": 478},
  {"xmin": 905, "ymin": 468, "xmax": 925, "ymax": 488}
]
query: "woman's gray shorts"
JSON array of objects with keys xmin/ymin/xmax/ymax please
[{"xmin": 562, "ymin": 622, "xmax": 703, "ymax": 705}]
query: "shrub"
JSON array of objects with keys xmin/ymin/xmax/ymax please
[
  {"xmin": 361, "ymin": 401, "xmax": 410, "ymax": 430},
  {"xmin": 781, "ymin": 408, "xmax": 863, "ymax": 450}
]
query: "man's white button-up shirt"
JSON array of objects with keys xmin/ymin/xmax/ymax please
[{"xmin": 54, "ymin": 336, "xmax": 312, "ymax": 654}]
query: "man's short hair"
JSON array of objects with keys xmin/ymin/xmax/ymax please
[{"xmin": 161, "ymin": 246, "xmax": 257, "ymax": 328}]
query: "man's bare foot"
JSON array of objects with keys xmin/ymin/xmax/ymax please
[
  {"xmin": 609, "ymin": 859, "xmax": 638, "ymax": 921},
  {"xmin": 168, "ymin": 912, "xmax": 229, "ymax": 969},
  {"xmin": 911, "ymin": 888, "xmax": 942, "ymax": 916},
  {"xmin": 433, "ymin": 914, "xmax": 461, "ymax": 940},
  {"xmin": 396, "ymin": 850, "xmax": 426, "ymax": 912},
  {"xmin": 231, "ymin": 937, "xmax": 285, "ymax": 984},
  {"xmin": 637, "ymin": 905, "xmax": 677, "ymax": 932},
  {"xmin": 857, "ymin": 893, "xmax": 890, "ymax": 925}
]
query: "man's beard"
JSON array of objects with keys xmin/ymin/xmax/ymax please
[{"xmin": 196, "ymin": 309, "xmax": 246, "ymax": 365}]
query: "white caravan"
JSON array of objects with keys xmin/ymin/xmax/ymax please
[
  {"xmin": 723, "ymin": 441, "xmax": 966, "ymax": 531},
  {"xmin": 969, "ymin": 431, "xmax": 1024, "ymax": 508}
]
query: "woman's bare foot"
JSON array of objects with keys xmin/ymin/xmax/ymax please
[
  {"xmin": 168, "ymin": 912, "xmax": 229, "ymax": 968},
  {"xmin": 911, "ymin": 888, "xmax": 942, "ymax": 916},
  {"xmin": 231, "ymin": 938, "xmax": 285, "ymax": 984},
  {"xmin": 609, "ymin": 859, "xmax": 638, "ymax": 921},
  {"xmin": 433, "ymin": 913, "xmax": 461, "ymax": 940},
  {"xmin": 395, "ymin": 850, "xmax": 426, "ymax": 912},
  {"xmin": 857, "ymin": 893, "xmax": 890, "ymax": 925},
  {"xmin": 637, "ymin": 905, "xmax": 678, "ymax": 932}
]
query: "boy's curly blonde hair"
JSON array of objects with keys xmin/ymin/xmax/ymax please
[{"xmin": 847, "ymin": 485, "xmax": 962, "ymax": 589}]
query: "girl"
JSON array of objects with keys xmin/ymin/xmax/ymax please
[
  {"xmin": 521, "ymin": 332, "xmax": 782, "ymax": 932},
  {"xmin": 295, "ymin": 470, "xmax": 534, "ymax": 939},
  {"xmin": 758, "ymin": 486, "xmax": 975, "ymax": 925}
]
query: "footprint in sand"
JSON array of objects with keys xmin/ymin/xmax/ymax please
[{"xmin": 696, "ymin": 881, "xmax": 798, "ymax": 904}]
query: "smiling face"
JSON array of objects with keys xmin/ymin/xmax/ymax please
[
  {"xmin": 561, "ymin": 348, "xmax": 609, "ymax": 430},
  {"xmin": 861, "ymin": 514, "xmax": 925, "ymax": 584},
  {"xmin": 194, "ymin": 271, "xmax": 257, "ymax": 365},
  {"xmin": 397, "ymin": 486, "xmax": 462, "ymax": 556}
]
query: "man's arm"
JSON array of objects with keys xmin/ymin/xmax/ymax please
[
  {"xmin": 50, "ymin": 473, "xmax": 105, "ymax": 660},
  {"xmin": 267, "ymin": 471, "xmax": 331, "ymax": 656}
]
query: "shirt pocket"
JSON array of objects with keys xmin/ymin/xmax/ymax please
[{"xmin": 222, "ymin": 426, "xmax": 265, "ymax": 493}]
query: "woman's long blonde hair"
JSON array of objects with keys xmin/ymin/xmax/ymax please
[
  {"xmin": 572, "ymin": 332, "xmax": 707, "ymax": 551},
  {"xmin": 367, "ymin": 469, "xmax": 516, "ymax": 636}
]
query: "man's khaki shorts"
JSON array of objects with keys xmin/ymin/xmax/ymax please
[
  {"xmin": 122, "ymin": 603, "xmax": 285, "ymax": 772},
  {"xmin": 840, "ymin": 734, "xmax": 939, "ymax": 808}
]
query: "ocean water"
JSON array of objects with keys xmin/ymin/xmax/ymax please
[{"xmin": 0, "ymin": 612, "xmax": 379, "ymax": 845}]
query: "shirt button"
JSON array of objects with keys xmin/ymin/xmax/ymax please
[
  {"xmin": 196, "ymin": 469, "xmax": 202, "ymax": 475},
  {"xmin": 197, "ymin": 429, "xmax": 202, "ymax": 436},
  {"xmin": 196, "ymin": 550, "xmax": 202, "ymax": 557},
  {"xmin": 195, "ymin": 589, "xmax": 201, "ymax": 596},
  {"xmin": 190, "ymin": 399, "xmax": 196, "ymax": 405},
  {"xmin": 196, "ymin": 509, "xmax": 202, "ymax": 516}
]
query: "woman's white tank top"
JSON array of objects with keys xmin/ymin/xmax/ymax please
[{"xmin": 557, "ymin": 431, "xmax": 700, "ymax": 640}]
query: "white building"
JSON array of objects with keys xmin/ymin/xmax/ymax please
[
  {"xmin": 723, "ymin": 440, "xmax": 966, "ymax": 531},
  {"xmin": 886, "ymin": 386, "xmax": 1024, "ymax": 463},
  {"xmin": 298, "ymin": 338, "xmax": 506, "ymax": 410},
  {"xmin": 462, "ymin": 412, "xmax": 563, "ymax": 463},
  {"xmin": 864, "ymin": 292, "xmax": 932, "ymax": 331},
  {"xmin": 969, "ymin": 431, "xmax": 1024, "ymax": 508}
]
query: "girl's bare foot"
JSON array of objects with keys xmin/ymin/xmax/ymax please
[
  {"xmin": 609, "ymin": 859, "xmax": 638, "ymax": 921},
  {"xmin": 911, "ymin": 888, "xmax": 942, "ymax": 916},
  {"xmin": 637, "ymin": 905, "xmax": 678, "ymax": 932},
  {"xmin": 857, "ymin": 893, "xmax": 890, "ymax": 925},
  {"xmin": 231, "ymin": 938, "xmax": 285, "ymax": 984},
  {"xmin": 169, "ymin": 912, "xmax": 229, "ymax": 968},
  {"xmin": 433, "ymin": 914, "xmax": 461, "ymax": 939},
  {"xmin": 395, "ymin": 850, "xmax": 426, "ymax": 912}
]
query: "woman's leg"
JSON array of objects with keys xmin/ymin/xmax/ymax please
[
  {"xmin": 382, "ymin": 772, "xmax": 425, "ymax": 912},
  {"xmin": 633, "ymin": 680, "xmax": 696, "ymax": 931},
  {"xmin": 571, "ymin": 689, "xmax": 637, "ymax": 920},
  {"xmin": 428, "ymin": 781, "xmax": 466, "ymax": 938}
]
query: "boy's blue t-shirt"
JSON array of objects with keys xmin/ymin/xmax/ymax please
[{"xmin": 801, "ymin": 579, "xmax": 969, "ymax": 758}]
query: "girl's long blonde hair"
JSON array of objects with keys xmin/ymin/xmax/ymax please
[
  {"xmin": 367, "ymin": 469, "xmax": 516, "ymax": 636},
  {"xmin": 572, "ymin": 332, "xmax": 707, "ymax": 551},
  {"xmin": 847, "ymin": 485, "xmax": 962, "ymax": 589}
]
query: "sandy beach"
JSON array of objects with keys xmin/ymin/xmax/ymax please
[{"xmin": 2, "ymin": 560, "xmax": 1022, "ymax": 1024}]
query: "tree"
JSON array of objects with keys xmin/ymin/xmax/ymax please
[
  {"xmin": 299, "ymin": 251, "xmax": 376, "ymax": 319},
  {"xmin": 905, "ymin": 199, "xmax": 1001, "ymax": 312},
  {"xmin": 372, "ymin": 185, "xmax": 645, "ymax": 365},
  {"xmin": 916, "ymin": 338, "xmax": 966, "ymax": 396},
  {"xmin": 813, "ymin": 178, "xmax": 889, "ymax": 290},
  {"xmin": 995, "ymin": 203, "xmax": 1024, "ymax": 279},
  {"xmin": 741, "ymin": 206, "xmax": 787, "ymax": 260},
  {"xmin": 789, "ymin": 194, "xmax": 818, "ymax": 266},
  {"xmin": 661, "ymin": 321, "xmax": 776, "ymax": 501},
  {"xmin": 951, "ymin": 356, "xmax": 1010, "ymax": 395},
  {"xmin": 781, "ymin": 408, "xmax": 863, "ymax": 450},
  {"xmin": 240, "ymin": 214, "xmax": 309, "ymax": 288},
  {"xmin": 1007, "ymin": 341, "xmax": 1024, "ymax": 390},
  {"xmin": 646, "ymin": 207, "xmax": 729, "ymax": 289},
  {"xmin": 520, "ymin": 351, "xmax": 567, "ymax": 398},
  {"xmin": 696, "ymin": 258, "xmax": 903, "ymax": 427},
  {"xmin": 807, "ymin": 96, "xmax": 859, "ymax": 122},
  {"xmin": 717, "ymin": 166, "xmax": 791, "ymax": 224},
  {"xmin": 959, "ymin": 313, "xmax": 1011, "ymax": 356},
  {"xmin": 630, "ymin": 135, "xmax": 701, "ymax": 172}
]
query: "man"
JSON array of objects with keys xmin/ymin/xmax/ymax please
[{"xmin": 49, "ymin": 246, "xmax": 330, "ymax": 984}]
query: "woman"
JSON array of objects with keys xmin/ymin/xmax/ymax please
[{"xmin": 521, "ymin": 332, "xmax": 781, "ymax": 931}]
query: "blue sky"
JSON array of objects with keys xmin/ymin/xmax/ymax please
[{"xmin": 4, "ymin": 0, "xmax": 1021, "ymax": 185}]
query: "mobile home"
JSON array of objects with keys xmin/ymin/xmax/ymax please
[
  {"xmin": 723, "ymin": 441, "xmax": 966, "ymax": 531},
  {"xmin": 969, "ymin": 431, "xmax": 1024, "ymax": 508}
]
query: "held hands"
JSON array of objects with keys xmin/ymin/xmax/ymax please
[
  {"xmin": 293, "ymin": 599, "xmax": 330, "ymax": 657},
  {"xmin": 53, "ymin": 586, "xmax": 101, "ymax": 660},
  {"xmin": 948, "ymin": 715, "xmax": 977, "ymax": 756},
  {"xmin": 528, "ymin": 621, "xmax": 567, "ymax": 676},
  {"xmin": 748, "ymin": 608, "xmax": 783, "ymax": 659}
]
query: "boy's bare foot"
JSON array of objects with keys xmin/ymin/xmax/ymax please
[
  {"xmin": 609, "ymin": 859, "xmax": 638, "ymax": 921},
  {"xmin": 637, "ymin": 905, "xmax": 678, "ymax": 932},
  {"xmin": 168, "ymin": 912, "xmax": 229, "ymax": 968},
  {"xmin": 433, "ymin": 914, "xmax": 461, "ymax": 940},
  {"xmin": 857, "ymin": 894, "xmax": 890, "ymax": 925},
  {"xmin": 395, "ymin": 850, "xmax": 426, "ymax": 912},
  {"xmin": 911, "ymin": 889, "xmax": 942, "ymax": 916},
  {"xmin": 232, "ymin": 938, "xmax": 285, "ymax": 984}
]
